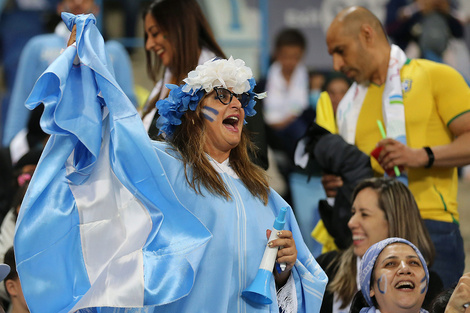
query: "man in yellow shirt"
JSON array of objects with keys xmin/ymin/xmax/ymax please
[{"xmin": 322, "ymin": 6, "xmax": 470, "ymax": 289}]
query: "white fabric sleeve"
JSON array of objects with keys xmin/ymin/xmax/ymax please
[
  {"xmin": 294, "ymin": 138, "xmax": 309, "ymax": 168},
  {"xmin": 276, "ymin": 273, "xmax": 298, "ymax": 313}
]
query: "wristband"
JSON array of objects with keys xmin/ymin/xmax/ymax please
[{"xmin": 424, "ymin": 147, "xmax": 434, "ymax": 168}]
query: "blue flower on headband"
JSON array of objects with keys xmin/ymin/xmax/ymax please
[
  {"xmin": 243, "ymin": 78, "xmax": 258, "ymax": 118},
  {"xmin": 156, "ymin": 84, "xmax": 204, "ymax": 138}
]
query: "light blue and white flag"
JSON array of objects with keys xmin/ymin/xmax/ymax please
[{"xmin": 14, "ymin": 13, "xmax": 211, "ymax": 313}]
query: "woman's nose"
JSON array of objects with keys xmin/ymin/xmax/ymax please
[
  {"xmin": 397, "ymin": 261, "xmax": 411, "ymax": 274},
  {"xmin": 230, "ymin": 95, "xmax": 242, "ymax": 109},
  {"xmin": 347, "ymin": 214, "xmax": 357, "ymax": 230},
  {"xmin": 145, "ymin": 37, "xmax": 154, "ymax": 51}
]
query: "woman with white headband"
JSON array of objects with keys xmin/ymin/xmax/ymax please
[
  {"xmin": 352, "ymin": 237, "xmax": 430, "ymax": 313},
  {"xmin": 13, "ymin": 14, "xmax": 327, "ymax": 313}
]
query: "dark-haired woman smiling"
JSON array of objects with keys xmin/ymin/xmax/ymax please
[{"xmin": 141, "ymin": 0, "xmax": 226, "ymax": 137}]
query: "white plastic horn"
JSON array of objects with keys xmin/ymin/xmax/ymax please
[{"xmin": 242, "ymin": 207, "xmax": 287, "ymax": 304}]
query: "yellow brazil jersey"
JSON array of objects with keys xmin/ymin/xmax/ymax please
[{"xmin": 320, "ymin": 59, "xmax": 470, "ymax": 223}]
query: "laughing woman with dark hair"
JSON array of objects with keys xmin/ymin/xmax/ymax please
[{"xmin": 141, "ymin": 0, "xmax": 226, "ymax": 137}]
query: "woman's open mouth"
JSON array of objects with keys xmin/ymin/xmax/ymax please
[
  {"xmin": 395, "ymin": 280, "xmax": 415, "ymax": 291},
  {"xmin": 223, "ymin": 116, "xmax": 240, "ymax": 132}
]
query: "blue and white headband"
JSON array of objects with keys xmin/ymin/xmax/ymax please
[
  {"xmin": 156, "ymin": 57, "xmax": 266, "ymax": 138},
  {"xmin": 359, "ymin": 237, "xmax": 429, "ymax": 308}
]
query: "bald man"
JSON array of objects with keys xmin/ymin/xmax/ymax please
[{"xmin": 320, "ymin": 6, "xmax": 470, "ymax": 289}]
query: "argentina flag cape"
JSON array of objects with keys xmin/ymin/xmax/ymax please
[
  {"xmin": 14, "ymin": 13, "xmax": 327, "ymax": 313},
  {"xmin": 14, "ymin": 13, "xmax": 212, "ymax": 312}
]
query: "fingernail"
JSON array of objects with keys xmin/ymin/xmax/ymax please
[
  {"xmin": 268, "ymin": 242, "xmax": 273, "ymax": 247},
  {"xmin": 277, "ymin": 231, "xmax": 281, "ymax": 236}
]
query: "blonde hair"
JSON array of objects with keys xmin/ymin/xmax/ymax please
[{"xmin": 328, "ymin": 177, "xmax": 435, "ymax": 308}]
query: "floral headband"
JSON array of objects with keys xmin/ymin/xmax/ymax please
[{"xmin": 156, "ymin": 57, "xmax": 266, "ymax": 138}]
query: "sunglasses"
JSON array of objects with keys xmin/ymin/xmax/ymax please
[{"xmin": 213, "ymin": 87, "xmax": 250, "ymax": 108}]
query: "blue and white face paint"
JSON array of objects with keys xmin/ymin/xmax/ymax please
[
  {"xmin": 202, "ymin": 106, "xmax": 219, "ymax": 122},
  {"xmin": 419, "ymin": 276, "xmax": 427, "ymax": 295},
  {"xmin": 377, "ymin": 274, "xmax": 387, "ymax": 295}
]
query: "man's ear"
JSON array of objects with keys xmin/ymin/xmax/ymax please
[
  {"xmin": 5, "ymin": 279, "xmax": 17, "ymax": 297},
  {"xmin": 360, "ymin": 24, "xmax": 374, "ymax": 44}
]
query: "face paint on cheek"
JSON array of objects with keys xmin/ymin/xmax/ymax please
[
  {"xmin": 202, "ymin": 106, "xmax": 219, "ymax": 122},
  {"xmin": 420, "ymin": 276, "xmax": 427, "ymax": 294},
  {"xmin": 377, "ymin": 274, "xmax": 387, "ymax": 294}
]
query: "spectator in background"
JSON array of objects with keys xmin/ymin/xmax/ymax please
[
  {"xmin": 294, "ymin": 72, "xmax": 350, "ymax": 256},
  {"xmin": 296, "ymin": 72, "xmax": 351, "ymax": 255},
  {"xmin": 3, "ymin": 247, "xmax": 28, "ymax": 313},
  {"xmin": 261, "ymin": 28, "xmax": 319, "ymax": 253},
  {"xmin": 141, "ymin": 0, "xmax": 225, "ymax": 137},
  {"xmin": 6, "ymin": 105, "xmax": 47, "ymax": 168},
  {"xmin": 323, "ymin": 74, "xmax": 350, "ymax": 116},
  {"xmin": 0, "ymin": 262, "xmax": 10, "ymax": 313},
  {"xmin": 0, "ymin": 149, "xmax": 39, "ymax": 304},
  {"xmin": 0, "ymin": 150, "xmax": 14, "ymax": 224},
  {"xmin": 385, "ymin": 0, "xmax": 464, "ymax": 62},
  {"xmin": 262, "ymin": 28, "xmax": 331, "ymax": 256},
  {"xmin": 102, "ymin": 0, "xmax": 142, "ymax": 44},
  {"xmin": 309, "ymin": 71, "xmax": 326, "ymax": 110},
  {"xmin": 0, "ymin": 0, "xmax": 55, "ymax": 140},
  {"xmin": 0, "ymin": 107, "xmax": 45, "ymax": 242},
  {"xmin": 2, "ymin": 0, "xmax": 137, "ymax": 150},
  {"xmin": 263, "ymin": 28, "xmax": 314, "ymax": 157},
  {"xmin": 314, "ymin": 72, "xmax": 351, "ymax": 135}
]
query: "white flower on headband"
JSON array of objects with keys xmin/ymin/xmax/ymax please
[{"xmin": 182, "ymin": 57, "xmax": 254, "ymax": 95}]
